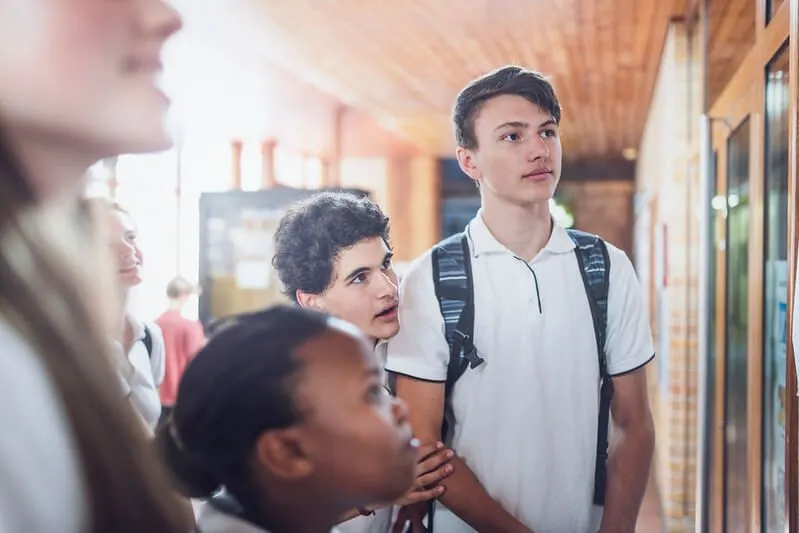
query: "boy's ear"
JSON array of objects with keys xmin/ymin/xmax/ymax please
[
  {"xmin": 296, "ymin": 290, "xmax": 325, "ymax": 312},
  {"xmin": 455, "ymin": 146, "xmax": 482, "ymax": 185}
]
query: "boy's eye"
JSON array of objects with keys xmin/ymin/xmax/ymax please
[{"xmin": 352, "ymin": 273, "xmax": 367, "ymax": 284}]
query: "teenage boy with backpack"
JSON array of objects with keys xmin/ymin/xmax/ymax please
[{"xmin": 386, "ymin": 66, "xmax": 656, "ymax": 533}]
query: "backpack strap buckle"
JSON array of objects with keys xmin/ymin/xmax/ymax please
[
  {"xmin": 464, "ymin": 344, "xmax": 485, "ymax": 369},
  {"xmin": 452, "ymin": 330, "xmax": 484, "ymax": 369}
]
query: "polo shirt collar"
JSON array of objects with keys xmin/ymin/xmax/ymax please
[{"xmin": 466, "ymin": 210, "xmax": 576, "ymax": 259}]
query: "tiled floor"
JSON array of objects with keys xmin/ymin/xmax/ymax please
[{"xmin": 636, "ymin": 475, "xmax": 664, "ymax": 532}]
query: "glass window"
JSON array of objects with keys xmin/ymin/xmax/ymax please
[
  {"xmin": 767, "ymin": 0, "xmax": 785, "ymax": 24},
  {"xmin": 177, "ymin": 135, "xmax": 232, "ymax": 320},
  {"xmin": 762, "ymin": 44, "xmax": 789, "ymax": 533},
  {"xmin": 704, "ymin": 150, "xmax": 719, "ymax": 533},
  {"xmin": 724, "ymin": 117, "xmax": 750, "ymax": 533},
  {"xmin": 85, "ymin": 179, "xmax": 112, "ymax": 199},
  {"xmin": 240, "ymin": 141, "xmax": 262, "ymax": 192},
  {"xmin": 274, "ymin": 147, "xmax": 305, "ymax": 188},
  {"xmin": 304, "ymin": 157, "xmax": 323, "ymax": 189},
  {"xmin": 85, "ymin": 159, "xmax": 115, "ymax": 199}
]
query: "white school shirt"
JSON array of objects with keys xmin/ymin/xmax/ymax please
[
  {"xmin": 0, "ymin": 318, "xmax": 87, "ymax": 533},
  {"xmin": 385, "ymin": 214, "xmax": 654, "ymax": 533},
  {"xmin": 118, "ymin": 316, "xmax": 166, "ymax": 432}
]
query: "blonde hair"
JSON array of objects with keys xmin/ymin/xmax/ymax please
[
  {"xmin": 0, "ymin": 142, "xmax": 191, "ymax": 532},
  {"xmin": 166, "ymin": 276, "xmax": 197, "ymax": 299}
]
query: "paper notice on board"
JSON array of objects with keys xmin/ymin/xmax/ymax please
[{"xmin": 235, "ymin": 260, "xmax": 271, "ymax": 290}]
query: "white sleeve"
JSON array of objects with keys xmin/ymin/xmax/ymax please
[
  {"xmin": 385, "ymin": 252, "xmax": 450, "ymax": 382},
  {"xmin": 0, "ymin": 324, "xmax": 86, "ymax": 533},
  {"xmin": 146, "ymin": 322, "xmax": 166, "ymax": 386},
  {"xmin": 604, "ymin": 244, "xmax": 655, "ymax": 376}
]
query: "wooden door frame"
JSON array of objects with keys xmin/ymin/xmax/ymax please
[
  {"xmin": 709, "ymin": 90, "xmax": 758, "ymax": 533},
  {"xmin": 705, "ymin": 2, "xmax": 793, "ymax": 532},
  {"xmin": 787, "ymin": 0, "xmax": 799, "ymax": 530}
]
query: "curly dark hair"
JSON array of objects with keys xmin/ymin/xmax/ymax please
[
  {"xmin": 453, "ymin": 65, "xmax": 561, "ymax": 150},
  {"xmin": 272, "ymin": 192, "xmax": 390, "ymax": 302}
]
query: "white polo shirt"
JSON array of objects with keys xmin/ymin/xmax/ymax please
[
  {"xmin": 0, "ymin": 318, "xmax": 86, "ymax": 533},
  {"xmin": 117, "ymin": 317, "xmax": 165, "ymax": 432},
  {"xmin": 385, "ymin": 214, "xmax": 654, "ymax": 533}
]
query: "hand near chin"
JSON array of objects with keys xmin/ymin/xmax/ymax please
[
  {"xmin": 390, "ymin": 442, "xmax": 454, "ymax": 532},
  {"xmin": 395, "ymin": 441, "xmax": 453, "ymax": 506}
]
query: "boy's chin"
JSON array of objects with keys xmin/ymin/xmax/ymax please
[{"xmin": 372, "ymin": 322, "xmax": 400, "ymax": 342}]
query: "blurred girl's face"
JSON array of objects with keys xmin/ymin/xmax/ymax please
[
  {"xmin": 109, "ymin": 208, "xmax": 143, "ymax": 288},
  {"xmin": 0, "ymin": 0, "xmax": 182, "ymax": 197}
]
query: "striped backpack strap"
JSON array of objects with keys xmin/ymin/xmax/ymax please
[
  {"xmin": 431, "ymin": 232, "xmax": 484, "ymax": 444},
  {"xmin": 567, "ymin": 229, "xmax": 613, "ymax": 506},
  {"xmin": 428, "ymin": 232, "xmax": 484, "ymax": 533}
]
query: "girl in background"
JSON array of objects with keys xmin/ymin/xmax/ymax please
[{"xmin": 108, "ymin": 202, "xmax": 167, "ymax": 432}]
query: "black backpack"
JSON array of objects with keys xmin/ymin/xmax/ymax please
[
  {"xmin": 430, "ymin": 228, "xmax": 613, "ymax": 508},
  {"xmin": 142, "ymin": 325, "xmax": 153, "ymax": 359}
]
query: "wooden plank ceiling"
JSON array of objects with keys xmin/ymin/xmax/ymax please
[
  {"xmin": 707, "ymin": 0, "xmax": 756, "ymax": 107},
  {"xmin": 242, "ymin": 0, "xmax": 695, "ymax": 161}
]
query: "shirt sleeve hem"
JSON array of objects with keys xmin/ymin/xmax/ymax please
[
  {"xmin": 609, "ymin": 352, "xmax": 655, "ymax": 377},
  {"xmin": 385, "ymin": 358, "xmax": 447, "ymax": 382}
]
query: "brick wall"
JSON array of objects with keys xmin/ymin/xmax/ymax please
[
  {"xmin": 635, "ymin": 21, "xmax": 702, "ymax": 532},
  {"xmin": 559, "ymin": 180, "xmax": 635, "ymax": 258}
]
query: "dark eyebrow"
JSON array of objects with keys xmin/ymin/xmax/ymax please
[
  {"xmin": 344, "ymin": 250, "xmax": 394, "ymax": 282},
  {"xmin": 494, "ymin": 121, "xmax": 529, "ymax": 132},
  {"xmin": 344, "ymin": 266, "xmax": 370, "ymax": 283},
  {"xmin": 494, "ymin": 119, "xmax": 558, "ymax": 132},
  {"xmin": 364, "ymin": 366, "xmax": 381, "ymax": 378}
]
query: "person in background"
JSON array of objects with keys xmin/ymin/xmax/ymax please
[
  {"xmin": 272, "ymin": 192, "xmax": 454, "ymax": 533},
  {"xmin": 109, "ymin": 202, "xmax": 167, "ymax": 433},
  {"xmin": 0, "ymin": 1, "xmax": 190, "ymax": 532},
  {"xmin": 156, "ymin": 275, "xmax": 206, "ymax": 424},
  {"xmin": 157, "ymin": 305, "xmax": 420, "ymax": 533}
]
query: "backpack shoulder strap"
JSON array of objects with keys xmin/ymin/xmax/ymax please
[
  {"xmin": 428, "ymin": 232, "xmax": 482, "ymax": 532},
  {"xmin": 431, "ymin": 232, "xmax": 483, "ymax": 446},
  {"xmin": 567, "ymin": 229, "xmax": 613, "ymax": 506},
  {"xmin": 431, "ymin": 232, "xmax": 484, "ymax": 375},
  {"xmin": 142, "ymin": 325, "xmax": 154, "ymax": 360},
  {"xmin": 567, "ymin": 229, "xmax": 610, "ymax": 362}
]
